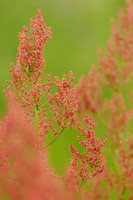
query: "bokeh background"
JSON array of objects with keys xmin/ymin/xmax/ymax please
[{"xmin": 0, "ymin": 0, "xmax": 126, "ymax": 176}]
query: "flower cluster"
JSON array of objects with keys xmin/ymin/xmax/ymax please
[
  {"xmin": 77, "ymin": 66, "xmax": 102, "ymax": 115},
  {"xmin": 4, "ymin": 10, "xmax": 79, "ymax": 144},
  {"xmin": 75, "ymin": 0, "xmax": 133, "ymax": 199},
  {"xmin": 99, "ymin": 0, "xmax": 133, "ymax": 89},
  {"xmin": 5, "ymin": 10, "xmax": 51, "ymax": 118},
  {"xmin": 64, "ymin": 114, "xmax": 107, "ymax": 193},
  {"xmin": 1, "ymin": 8, "xmax": 107, "ymax": 200},
  {"xmin": 48, "ymin": 71, "xmax": 79, "ymax": 130},
  {"xmin": 105, "ymin": 133, "xmax": 133, "ymax": 199},
  {"xmin": 77, "ymin": 0, "xmax": 133, "ymax": 148}
]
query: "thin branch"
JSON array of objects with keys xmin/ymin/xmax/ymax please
[
  {"xmin": 34, "ymin": 72, "xmax": 40, "ymax": 84},
  {"xmin": 77, "ymin": 178, "xmax": 86, "ymax": 191},
  {"xmin": 44, "ymin": 117, "xmax": 67, "ymax": 149},
  {"xmin": 44, "ymin": 134, "xmax": 60, "ymax": 149}
]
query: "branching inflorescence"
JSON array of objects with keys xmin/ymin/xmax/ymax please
[
  {"xmin": 1, "ymin": 9, "xmax": 107, "ymax": 199},
  {"xmin": 64, "ymin": 114, "xmax": 107, "ymax": 193},
  {"xmin": 76, "ymin": 0, "xmax": 133, "ymax": 199},
  {"xmin": 77, "ymin": 0, "xmax": 133, "ymax": 148},
  {"xmin": 4, "ymin": 10, "xmax": 79, "ymax": 143},
  {"xmin": 2, "ymin": 0, "xmax": 133, "ymax": 198}
]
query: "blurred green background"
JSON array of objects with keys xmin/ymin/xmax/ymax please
[{"xmin": 0, "ymin": 0, "xmax": 126, "ymax": 176}]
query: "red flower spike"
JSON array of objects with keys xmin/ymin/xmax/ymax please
[{"xmin": 64, "ymin": 114, "xmax": 107, "ymax": 193}]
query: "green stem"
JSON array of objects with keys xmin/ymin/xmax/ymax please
[
  {"xmin": 24, "ymin": 69, "xmax": 30, "ymax": 78},
  {"xmin": 44, "ymin": 117, "xmax": 67, "ymax": 148},
  {"xmin": 35, "ymin": 107, "xmax": 39, "ymax": 135},
  {"xmin": 34, "ymin": 72, "xmax": 40, "ymax": 84},
  {"xmin": 78, "ymin": 178, "xmax": 86, "ymax": 191},
  {"xmin": 44, "ymin": 135, "xmax": 60, "ymax": 149},
  {"xmin": 34, "ymin": 97, "xmax": 40, "ymax": 135},
  {"xmin": 42, "ymin": 100, "xmax": 49, "ymax": 107},
  {"xmin": 121, "ymin": 186, "xmax": 126, "ymax": 199}
]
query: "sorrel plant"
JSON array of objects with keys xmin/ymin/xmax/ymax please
[{"xmin": 1, "ymin": 0, "xmax": 133, "ymax": 199}]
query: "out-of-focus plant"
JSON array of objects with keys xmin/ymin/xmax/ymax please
[
  {"xmin": 77, "ymin": 0, "xmax": 133, "ymax": 199},
  {"xmin": 0, "ymin": 98, "xmax": 62, "ymax": 200},
  {"xmin": 77, "ymin": 0, "xmax": 133, "ymax": 148}
]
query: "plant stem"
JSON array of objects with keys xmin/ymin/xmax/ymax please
[
  {"xmin": 34, "ymin": 72, "xmax": 40, "ymax": 84},
  {"xmin": 34, "ymin": 97, "xmax": 40, "ymax": 135},
  {"xmin": 44, "ymin": 134, "xmax": 60, "ymax": 149},
  {"xmin": 44, "ymin": 117, "xmax": 67, "ymax": 148},
  {"xmin": 78, "ymin": 178, "xmax": 86, "ymax": 191}
]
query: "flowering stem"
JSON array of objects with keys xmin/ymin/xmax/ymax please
[
  {"xmin": 34, "ymin": 97, "xmax": 40, "ymax": 135},
  {"xmin": 77, "ymin": 171, "xmax": 96, "ymax": 192},
  {"xmin": 35, "ymin": 108, "xmax": 39, "ymax": 134},
  {"xmin": 44, "ymin": 135, "xmax": 60, "ymax": 149},
  {"xmin": 121, "ymin": 186, "xmax": 126, "ymax": 199},
  {"xmin": 24, "ymin": 69, "xmax": 30, "ymax": 78},
  {"xmin": 41, "ymin": 100, "xmax": 49, "ymax": 107},
  {"xmin": 34, "ymin": 72, "xmax": 40, "ymax": 84},
  {"xmin": 77, "ymin": 178, "xmax": 86, "ymax": 191},
  {"xmin": 44, "ymin": 117, "xmax": 67, "ymax": 148}
]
